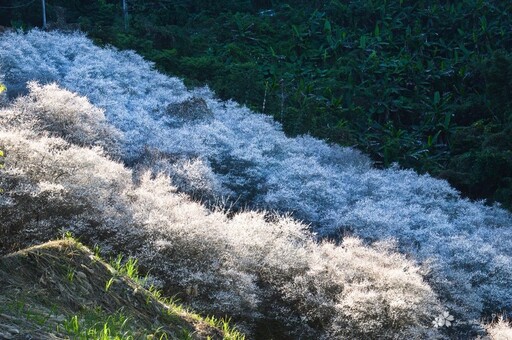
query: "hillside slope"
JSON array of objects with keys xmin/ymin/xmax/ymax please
[
  {"xmin": 0, "ymin": 83, "xmax": 445, "ymax": 338},
  {"xmin": 1, "ymin": 30, "xmax": 512, "ymax": 338},
  {"xmin": 0, "ymin": 239, "xmax": 240, "ymax": 339}
]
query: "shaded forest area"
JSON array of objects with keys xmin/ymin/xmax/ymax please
[{"xmin": 1, "ymin": 0, "xmax": 512, "ymax": 209}]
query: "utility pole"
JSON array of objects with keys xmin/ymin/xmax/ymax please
[
  {"xmin": 122, "ymin": 0, "xmax": 128, "ymax": 30},
  {"xmin": 42, "ymin": 0, "xmax": 47, "ymax": 30}
]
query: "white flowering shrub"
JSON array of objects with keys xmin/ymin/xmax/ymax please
[
  {"xmin": 1, "ymin": 30, "xmax": 512, "ymax": 336},
  {"xmin": 486, "ymin": 317, "xmax": 512, "ymax": 340},
  {"xmin": 3, "ymin": 82, "xmax": 122, "ymax": 157},
  {"xmin": 0, "ymin": 99, "xmax": 443, "ymax": 338},
  {"xmin": 132, "ymin": 148, "xmax": 229, "ymax": 202},
  {"xmin": 0, "ymin": 129, "xmax": 135, "ymax": 254}
]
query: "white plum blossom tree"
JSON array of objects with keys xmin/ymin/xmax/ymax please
[
  {"xmin": 0, "ymin": 30, "xmax": 511, "ymax": 336},
  {"xmin": 0, "ymin": 84, "xmax": 443, "ymax": 339}
]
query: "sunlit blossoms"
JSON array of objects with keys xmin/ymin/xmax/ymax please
[{"xmin": 1, "ymin": 29, "xmax": 512, "ymax": 338}]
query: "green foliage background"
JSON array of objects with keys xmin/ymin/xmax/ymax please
[{"xmin": 1, "ymin": 0, "xmax": 511, "ymax": 208}]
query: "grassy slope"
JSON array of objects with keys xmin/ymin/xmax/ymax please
[{"xmin": 0, "ymin": 239, "xmax": 244, "ymax": 340}]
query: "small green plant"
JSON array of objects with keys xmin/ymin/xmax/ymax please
[
  {"xmin": 109, "ymin": 254, "xmax": 144, "ymax": 284},
  {"xmin": 105, "ymin": 277, "xmax": 115, "ymax": 292},
  {"xmin": 122, "ymin": 257, "xmax": 139, "ymax": 279},
  {"xmin": 179, "ymin": 328, "xmax": 194, "ymax": 340},
  {"xmin": 147, "ymin": 284, "xmax": 162, "ymax": 305},
  {"xmin": 99, "ymin": 322, "xmax": 111, "ymax": 339},
  {"xmin": 61, "ymin": 230, "xmax": 75, "ymax": 240},
  {"xmin": 155, "ymin": 332, "xmax": 169, "ymax": 340},
  {"xmin": 92, "ymin": 244, "xmax": 102, "ymax": 258},
  {"xmin": 66, "ymin": 266, "xmax": 75, "ymax": 283},
  {"xmin": 58, "ymin": 310, "xmax": 133, "ymax": 339},
  {"xmin": 111, "ymin": 254, "xmax": 123, "ymax": 272},
  {"xmin": 62, "ymin": 315, "xmax": 80, "ymax": 334},
  {"xmin": 205, "ymin": 315, "xmax": 245, "ymax": 340},
  {"xmin": 56, "ymin": 308, "xmax": 186, "ymax": 340}
]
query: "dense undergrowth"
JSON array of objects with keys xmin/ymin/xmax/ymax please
[
  {"xmin": 1, "ymin": 0, "xmax": 511, "ymax": 209},
  {"xmin": 0, "ymin": 30, "xmax": 512, "ymax": 338}
]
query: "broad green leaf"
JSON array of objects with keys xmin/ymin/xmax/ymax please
[
  {"xmin": 292, "ymin": 25, "xmax": 300, "ymax": 39},
  {"xmin": 444, "ymin": 113, "xmax": 452, "ymax": 129},
  {"xmin": 480, "ymin": 16, "xmax": 487, "ymax": 32},
  {"xmin": 359, "ymin": 35, "xmax": 367, "ymax": 49},
  {"xmin": 434, "ymin": 91, "xmax": 441, "ymax": 105},
  {"xmin": 324, "ymin": 19, "xmax": 331, "ymax": 33}
]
